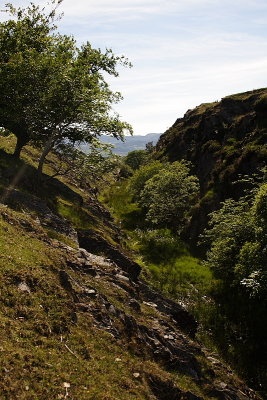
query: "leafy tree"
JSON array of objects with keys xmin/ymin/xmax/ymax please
[
  {"xmin": 0, "ymin": 1, "xmax": 62, "ymax": 156},
  {"xmin": 139, "ymin": 161, "xmax": 199, "ymax": 231},
  {"xmin": 49, "ymin": 139, "xmax": 119, "ymax": 185},
  {"xmin": 203, "ymin": 183, "xmax": 267, "ymax": 292},
  {"xmin": 202, "ymin": 181, "xmax": 267, "ymax": 388},
  {"xmin": 124, "ymin": 149, "xmax": 148, "ymax": 171},
  {"xmin": 145, "ymin": 141, "xmax": 154, "ymax": 153},
  {"xmin": 128, "ymin": 160, "xmax": 163, "ymax": 200},
  {"xmin": 0, "ymin": 1, "xmax": 132, "ymax": 172}
]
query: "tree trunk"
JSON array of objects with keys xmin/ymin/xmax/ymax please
[
  {"xmin": 37, "ymin": 133, "xmax": 57, "ymax": 175},
  {"xmin": 13, "ymin": 135, "xmax": 28, "ymax": 158}
]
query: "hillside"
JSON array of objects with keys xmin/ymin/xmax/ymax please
[
  {"xmin": 155, "ymin": 88, "xmax": 267, "ymax": 247},
  {"xmin": 80, "ymin": 133, "xmax": 161, "ymax": 156},
  {"xmin": 0, "ymin": 135, "xmax": 261, "ymax": 399}
]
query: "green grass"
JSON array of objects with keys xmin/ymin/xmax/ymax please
[
  {"xmin": 0, "ymin": 206, "xmax": 213, "ymax": 400},
  {"xmin": 101, "ymin": 180, "xmax": 146, "ymax": 230},
  {"xmin": 0, "ymin": 136, "xmax": 120, "ymax": 250},
  {"xmin": 101, "ymin": 182, "xmax": 216, "ymax": 305},
  {"xmin": 147, "ymin": 255, "xmax": 212, "ymax": 296},
  {"xmin": 193, "ymin": 101, "xmax": 218, "ymax": 115},
  {"xmin": 0, "ymin": 137, "xmax": 256, "ymax": 398},
  {"xmin": 56, "ymin": 198, "xmax": 93, "ymax": 229}
]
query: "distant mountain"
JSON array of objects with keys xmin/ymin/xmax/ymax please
[{"xmin": 81, "ymin": 133, "xmax": 162, "ymax": 156}]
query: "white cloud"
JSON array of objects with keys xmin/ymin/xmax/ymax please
[
  {"xmin": 60, "ymin": 0, "xmax": 215, "ymax": 18},
  {"xmin": 1, "ymin": 0, "xmax": 267, "ymax": 135}
]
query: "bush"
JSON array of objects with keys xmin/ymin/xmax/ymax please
[
  {"xmin": 139, "ymin": 161, "xmax": 199, "ymax": 232},
  {"xmin": 128, "ymin": 161, "xmax": 163, "ymax": 200},
  {"xmin": 202, "ymin": 181, "xmax": 267, "ymax": 389},
  {"xmin": 124, "ymin": 150, "xmax": 148, "ymax": 170}
]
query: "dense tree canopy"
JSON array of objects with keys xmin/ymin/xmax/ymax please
[
  {"xmin": 0, "ymin": 1, "xmax": 132, "ymax": 170},
  {"xmin": 128, "ymin": 160, "xmax": 199, "ymax": 232},
  {"xmin": 204, "ymin": 181, "xmax": 267, "ymax": 295},
  {"xmin": 124, "ymin": 149, "xmax": 148, "ymax": 171},
  {"xmin": 202, "ymin": 180, "xmax": 267, "ymax": 387},
  {"xmin": 128, "ymin": 160, "xmax": 163, "ymax": 200},
  {"xmin": 139, "ymin": 161, "xmax": 199, "ymax": 231}
]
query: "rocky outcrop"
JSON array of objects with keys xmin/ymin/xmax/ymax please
[
  {"xmin": 77, "ymin": 228, "xmax": 141, "ymax": 281},
  {"xmin": 54, "ymin": 242, "xmax": 259, "ymax": 400},
  {"xmin": 155, "ymin": 88, "xmax": 267, "ymax": 248}
]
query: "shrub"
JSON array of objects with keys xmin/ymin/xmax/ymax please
[
  {"xmin": 128, "ymin": 161, "xmax": 163, "ymax": 200},
  {"xmin": 139, "ymin": 161, "xmax": 199, "ymax": 232}
]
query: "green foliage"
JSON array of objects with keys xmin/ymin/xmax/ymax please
[
  {"xmin": 124, "ymin": 149, "xmax": 148, "ymax": 170},
  {"xmin": 101, "ymin": 180, "xmax": 145, "ymax": 230},
  {"xmin": 126, "ymin": 160, "xmax": 199, "ymax": 232},
  {"xmin": 134, "ymin": 228, "xmax": 187, "ymax": 264},
  {"xmin": 132, "ymin": 229, "xmax": 212, "ymax": 297},
  {"xmin": 204, "ymin": 183, "xmax": 267, "ymax": 291},
  {"xmin": 145, "ymin": 141, "xmax": 155, "ymax": 153},
  {"xmin": 139, "ymin": 161, "xmax": 199, "ymax": 231},
  {"xmin": 102, "ymin": 180, "xmax": 213, "ymax": 308},
  {"xmin": 202, "ymin": 181, "xmax": 267, "ymax": 388},
  {"xmin": 0, "ymin": 2, "xmax": 132, "ymax": 164},
  {"xmin": 128, "ymin": 160, "xmax": 163, "ymax": 200},
  {"xmin": 51, "ymin": 139, "xmax": 119, "ymax": 184}
]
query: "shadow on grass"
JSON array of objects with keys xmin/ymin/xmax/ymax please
[
  {"xmin": 0, "ymin": 148, "xmax": 83, "ymax": 212},
  {"xmin": 121, "ymin": 208, "xmax": 147, "ymax": 230}
]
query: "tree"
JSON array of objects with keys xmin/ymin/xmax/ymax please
[
  {"xmin": 139, "ymin": 161, "xmax": 199, "ymax": 231},
  {"xmin": 50, "ymin": 139, "xmax": 119, "ymax": 185},
  {"xmin": 203, "ymin": 183, "xmax": 267, "ymax": 290},
  {"xmin": 0, "ymin": 1, "xmax": 61, "ymax": 156},
  {"xmin": 145, "ymin": 141, "xmax": 154, "ymax": 153},
  {"xmin": 128, "ymin": 160, "xmax": 163, "ymax": 200},
  {"xmin": 0, "ymin": 1, "xmax": 132, "ymax": 171},
  {"xmin": 202, "ymin": 180, "xmax": 267, "ymax": 388},
  {"xmin": 124, "ymin": 149, "xmax": 148, "ymax": 171}
]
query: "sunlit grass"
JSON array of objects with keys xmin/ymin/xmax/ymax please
[
  {"xmin": 0, "ymin": 206, "xmax": 210, "ymax": 399},
  {"xmin": 101, "ymin": 181, "xmax": 215, "ymax": 305}
]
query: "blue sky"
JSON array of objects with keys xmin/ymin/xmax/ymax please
[{"xmin": 1, "ymin": 0, "xmax": 267, "ymax": 135}]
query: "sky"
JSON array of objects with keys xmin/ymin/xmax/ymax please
[{"xmin": 1, "ymin": 0, "xmax": 267, "ymax": 135}]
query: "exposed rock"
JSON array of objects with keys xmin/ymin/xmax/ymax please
[
  {"xmin": 140, "ymin": 282, "xmax": 198, "ymax": 337},
  {"xmin": 147, "ymin": 375, "xmax": 203, "ymax": 400},
  {"xmin": 17, "ymin": 281, "xmax": 31, "ymax": 293},
  {"xmin": 129, "ymin": 299, "xmax": 141, "ymax": 312},
  {"xmin": 155, "ymin": 88, "xmax": 267, "ymax": 249},
  {"xmin": 59, "ymin": 270, "xmax": 73, "ymax": 291},
  {"xmin": 77, "ymin": 229, "xmax": 141, "ymax": 281},
  {"xmin": 52, "ymin": 241, "xmax": 261, "ymax": 399}
]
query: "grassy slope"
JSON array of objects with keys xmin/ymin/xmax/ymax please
[
  {"xmin": 0, "ymin": 135, "xmax": 262, "ymax": 400},
  {"xmin": 0, "ymin": 207, "xmax": 168, "ymax": 400},
  {"xmin": 0, "ymin": 136, "xmax": 212, "ymax": 399}
]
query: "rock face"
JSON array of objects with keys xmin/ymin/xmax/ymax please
[
  {"xmin": 56, "ymin": 242, "xmax": 259, "ymax": 400},
  {"xmin": 77, "ymin": 229, "xmax": 141, "ymax": 281},
  {"xmin": 155, "ymin": 88, "xmax": 267, "ymax": 248}
]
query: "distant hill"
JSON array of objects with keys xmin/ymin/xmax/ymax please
[{"xmin": 81, "ymin": 133, "xmax": 161, "ymax": 156}]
